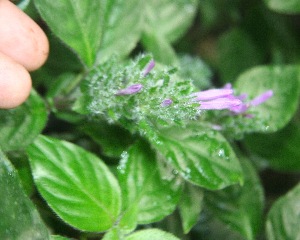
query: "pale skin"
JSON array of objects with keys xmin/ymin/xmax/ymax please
[{"xmin": 0, "ymin": 0, "xmax": 49, "ymax": 109}]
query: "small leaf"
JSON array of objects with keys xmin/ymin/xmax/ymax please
[
  {"xmin": 34, "ymin": 0, "xmax": 106, "ymax": 66},
  {"xmin": 126, "ymin": 229, "xmax": 180, "ymax": 240},
  {"xmin": 205, "ymin": 158, "xmax": 264, "ymax": 240},
  {"xmin": 151, "ymin": 122, "xmax": 243, "ymax": 190},
  {"xmin": 96, "ymin": 0, "xmax": 143, "ymax": 63},
  {"xmin": 264, "ymin": 0, "xmax": 300, "ymax": 14},
  {"xmin": 0, "ymin": 149, "xmax": 49, "ymax": 239},
  {"xmin": 266, "ymin": 183, "xmax": 300, "ymax": 240},
  {"xmin": 0, "ymin": 90, "xmax": 47, "ymax": 151},
  {"xmin": 118, "ymin": 141, "xmax": 183, "ymax": 232},
  {"xmin": 245, "ymin": 121, "xmax": 300, "ymax": 171},
  {"xmin": 179, "ymin": 183, "xmax": 204, "ymax": 233},
  {"xmin": 27, "ymin": 135, "xmax": 121, "ymax": 232}
]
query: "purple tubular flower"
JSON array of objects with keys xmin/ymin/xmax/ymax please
[
  {"xmin": 191, "ymin": 89, "xmax": 234, "ymax": 101},
  {"xmin": 250, "ymin": 90, "xmax": 273, "ymax": 106},
  {"xmin": 223, "ymin": 83, "xmax": 232, "ymax": 89},
  {"xmin": 199, "ymin": 97, "xmax": 242, "ymax": 110},
  {"xmin": 115, "ymin": 84, "xmax": 143, "ymax": 95},
  {"xmin": 230, "ymin": 103, "xmax": 249, "ymax": 114},
  {"xmin": 143, "ymin": 60, "xmax": 155, "ymax": 76},
  {"xmin": 161, "ymin": 99, "xmax": 173, "ymax": 107}
]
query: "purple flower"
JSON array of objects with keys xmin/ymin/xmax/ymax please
[
  {"xmin": 191, "ymin": 89, "xmax": 234, "ymax": 101},
  {"xmin": 161, "ymin": 99, "xmax": 173, "ymax": 107},
  {"xmin": 143, "ymin": 60, "xmax": 155, "ymax": 76},
  {"xmin": 199, "ymin": 97, "xmax": 242, "ymax": 110},
  {"xmin": 250, "ymin": 90, "xmax": 273, "ymax": 106},
  {"xmin": 115, "ymin": 84, "xmax": 143, "ymax": 95}
]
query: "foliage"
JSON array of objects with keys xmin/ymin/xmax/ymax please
[{"xmin": 1, "ymin": 0, "xmax": 300, "ymax": 239}]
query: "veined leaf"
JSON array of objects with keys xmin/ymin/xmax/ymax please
[
  {"xmin": 179, "ymin": 183, "xmax": 204, "ymax": 233},
  {"xmin": 34, "ymin": 0, "xmax": 106, "ymax": 66},
  {"xmin": 96, "ymin": 0, "xmax": 143, "ymax": 63},
  {"xmin": 150, "ymin": 122, "xmax": 243, "ymax": 190},
  {"xmin": 0, "ymin": 90, "xmax": 47, "ymax": 151},
  {"xmin": 118, "ymin": 141, "xmax": 183, "ymax": 232},
  {"xmin": 205, "ymin": 158, "xmax": 264, "ymax": 240},
  {"xmin": 0, "ymin": 149, "xmax": 49, "ymax": 239},
  {"xmin": 27, "ymin": 135, "xmax": 121, "ymax": 232}
]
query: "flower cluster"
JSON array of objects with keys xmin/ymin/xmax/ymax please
[{"xmin": 115, "ymin": 58, "xmax": 273, "ymax": 119}]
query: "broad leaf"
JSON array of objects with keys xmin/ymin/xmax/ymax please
[
  {"xmin": 96, "ymin": 0, "xmax": 143, "ymax": 63},
  {"xmin": 232, "ymin": 65, "xmax": 300, "ymax": 133},
  {"xmin": 266, "ymin": 183, "xmax": 300, "ymax": 240},
  {"xmin": 118, "ymin": 141, "xmax": 183, "ymax": 232},
  {"xmin": 126, "ymin": 229, "xmax": 180, "ymax": 240},
  {"xmin": 0, "ymin": 90, "xmax": 47, "ymax": 151},
  {"xmin": 0, "ymin": 150, "xmax": 49, "ymax": 239},
  {"xmin": 34, "ymin": 0, "xmax": 106, "ymax": 66},
  {"xmin": 205, "ymin": 158, "xmax": 264, "ymax": 240},
  {"xmin": 27, "ymin": 135, "xmax": 121, "ymax": 232},
  {"xmin": 150, "ymin": 122, "xmax": 243, "ymax": 190},
  {"xmin": 179, "ymin": 183, "xmax": 204, "ymax": 233},
  {"xmin": 264, "ymin": 0, "xmax": 300, "ymax": 14},
  {"xmin": 245, "ymin": 121, "xmax": 300, "ymax": 171}
]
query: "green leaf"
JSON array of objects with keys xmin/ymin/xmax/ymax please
[
  {"xmin": 142, "ymin": 0, "xmax": 198, "ymax": 64},
  {"xmin": 151, "ymin": 122, "xmax": 243, "ymax": 190},
  {"xmin": 27, "ymin": 135, "xmax": 121, "ymax": 232},
  {"xmin": 144, "ymin": 0, "xmax": 198, "ymax": 43},
  {"xmin": 205, "ymin": 158, "xmax": 264, "ymax": 240},
  {"xmin": 233, "ymin": 65, "xmax": 300, "ymax": 133},
  {"xmin": 245, "ymin": 121, "xmax": 300, "ymax": 171},
  {"xmin": 264, "ymin": 0, "xmax": 300, "ymax": 14},
  {"xmin": 178, "ymin": 183, "xmax": 204, "ymax": 233},
  {"xmin": 266, "ymin": 183, "xmax": 300, "ymax": 240},
  {"xmin": 0, "ymin": 149, "xmax": 49, "ymax": 239},
  {"xmin": 80, "ymin": 120, "xmax": 134, "ymax": 158},
  {"xmin": 141, "ymin": 31, "xmax": 178, "ymax": 66},
  {"xmin": 126, "ymin": 229, "xmax": 180, "ymax": 240},
  {"xmin": 34, "ymin": 0, "xmax": 106, "ymax": 66},
  {"xmin": 217, "ymin": 28, "xmax": 264, "ymax": 83},
  {"xmin": 0, "ymin": 90, "xmax": 47, "ymax": 151},
  {"xmin": 96, "ymin": 0, "xmax": 143, "ymax": 63},
  {"xmin": 118, "ymin": 141, "xmax": 183, "ymax": 232}
]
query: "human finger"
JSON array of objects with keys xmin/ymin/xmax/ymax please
[
  {"xmin": 0, "ymin": 0, "xmax": 49, "ymax": 71},
  {"xmin": 0, "ymin": 51, "xmax": 32, "ymax": 109}
]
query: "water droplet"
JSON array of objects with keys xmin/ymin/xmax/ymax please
[
  {"xmin": 117, "ymin": 151, "xmax": 129, "ymax": 174},
  {"xmin": 172, "ymin": 169, "xmax": 179, "ymax": 175}
]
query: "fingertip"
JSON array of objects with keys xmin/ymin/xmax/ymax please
[{"xmin": 0, "ymin": 52, "xmax": 32, "ymax": 109}]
